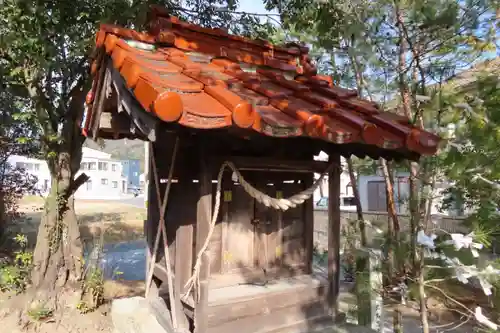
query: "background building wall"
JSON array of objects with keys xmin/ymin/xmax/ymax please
[
  {"xmin": 8, "ymin": 147, "xmax": 130, "ymax": 200},
  {"xmin": 7, "ymin": 155, "xmax": 51, "ymax": 195},
  {"xmin": 121, "ymin": 159, "xmax": 141, "ymax": 190}
]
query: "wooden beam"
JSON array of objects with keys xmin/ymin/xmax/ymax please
[
  {"xmin": 327, "ymin": 154, "xmax": 341, "ymax": 317},
  {"xmin": 91, "ymin": 61, "xmax": 112, "ymax": 141},
  {"xmin": 86, "ymin": 56, "xmax": 108, "ymax": 139},
  {"xmin": 210, "ymin": 156, "xmax": 330, "ymax": 174},
  {"xmin": 194, "ymin": 147, "xmax": 212, "ymax": 333},
  {"xmin": 98, "ymin": 111, "xmax": 132, "ymax": 133}
]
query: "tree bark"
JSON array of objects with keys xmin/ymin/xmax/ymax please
[
  {"xmin": 29, "ymin": 88, "xmax": 87, "ymax": 307},
  {"xmin": 31, "ymin": 150, "xmax": 84, "ymax": 302},
  {"xmin": 0, "ymin": 191, "xmax": 5, "ymax": 239},
  {"xmin": 380, "ymin": 159, "xmax": 404, "ymax": 333},
  {"xmin": 346, "ymin": 158, "xmax": 367, "ymax": 247},
  {"xmin": 395, "ymin": 5, "xmax": 429, "ymax": 333}
]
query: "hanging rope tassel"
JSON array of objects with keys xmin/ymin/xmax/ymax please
[{"xmin": 183, "ymin": 160, "xmax": 338, "ymax": 301}]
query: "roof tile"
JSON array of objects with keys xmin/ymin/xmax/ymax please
[
  {"xmin": 84, "ymin": 6, "xmax": 441, "ymax": 156},
  {"xmin": 257, "ymin": 69, "xmax": 311, "ymax": 93},
  {"xmin": 243, "ymin": 80, "xmax": 293, "ymax": 99},
  {"xmin": 253, "ymin": 105, "xmax": 303, "ymax": 137},
  {"xmin": 228, "ymin": 83, "xmax": 269, "ymax": 106},
  {"xmin": 322, "ymin": 116, "xmax": 360, "ymax": 144},
  {"xmin": 204, "ymin": 85, "xmax": 254, "ymax": 128},
  {"xmin": 134, "ymin": 78, "xmax": 183, "ymax": 122},
  {"xmin": 299, "ymin": 91, "xmax": 340, "ymax": 109}
]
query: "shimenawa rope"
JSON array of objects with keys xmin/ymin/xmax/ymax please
[{"xmin": 183, "ymin": 160, "xmax": 337, "ymax": 301}]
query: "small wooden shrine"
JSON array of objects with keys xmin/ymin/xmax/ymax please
[{"xmin": 82, "ymin": 5, "xmax": 440, "ymax": 333}]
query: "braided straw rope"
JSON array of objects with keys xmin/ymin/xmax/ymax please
[{"xmin": 183, "ymin": 160, "xmax": 337, "ymax": 301}]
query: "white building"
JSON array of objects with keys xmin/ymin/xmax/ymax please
[
  {"xmin": 77, "ymin": 147, "xmax": 129, "ymax": 199},
  {"xmin": 7, "ymin": 147, "xmax": 129, "ymax": 200},
  {"xmin": 9, "ymin": 154, "xmax": 52, "ymax": 194},
  {"xmin": 313, "ymin": 153, "xmax": 356, "ymax": 210}
]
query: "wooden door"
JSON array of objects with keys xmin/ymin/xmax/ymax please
[
  {"xmin": 219, "ymin": 174, "xmax": 279, "ymax": 282},
  {"xmin": 223, "ymin": 182, "xmax": 256, "ymax": 274},
  {"xmin": 253, "ymin": 181, "xmax": 278, "ymax": 280},
  {"xmin": 280, "ymin": 181, "xmax": 307, "ymax": 273},
  {"xmin": 215, "ymin": 174, "xmax": 309, "ymax": 284}
]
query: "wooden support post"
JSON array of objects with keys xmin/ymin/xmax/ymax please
[
  {"xmin": 194, "ymin": 151, "xmax": 212, "ymax": 333},
  {"xmin": 144, "ymin": 141, "xmax": 150, "ymax": 209},
  {"xmin": 145, "ymin": 142, "xmax": 160, "ymax": 297},
  {"xmin": 220, "ymin": 171, "xmax": 230, "ymax": 273},
  {"xmin": 327, "ymin": 154, "xmax": 341, "ymax": 317},
  {"xmin": 176, "ymin": 225, "xmax": 194, "ymax": 295},
  {"xmin": 303, "ymin": 173, "xmax": 315, "ymax": 274}
]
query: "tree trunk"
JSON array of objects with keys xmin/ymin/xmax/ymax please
[
  {"xmin": 381, "ymin": 159, "xmax": 402, "ymax": 273},
  {"xmin": 29, "ymin": 97, "xmax": 86, "ymax": 307},
  {"xmin": 418, "ymin": 267, "xmax": 430, "ymax": 333},
  {"xmin": 395, "ymin": 5, "xmax": 432, "ymax": 333},
  {"xmin": 31, "ymin": 171, "xmax": 82, "ymax": 294},
  {"xmin": 0, "ymin": 191, "xmax": 5, "ymax": 239},
  {"xmin": 380, "ymin": 159, "xmax": 404, "ymax": 333},
  {"xmin": 346, "ymin": 158, "xmax": 367, "ymax": 246}
]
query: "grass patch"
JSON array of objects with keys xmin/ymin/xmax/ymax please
[
  {"xmin": 19, "ymin": 195, "xmax": 45, "ymax": 206},
  {"xmin": 14, "ymin": 199, "xmax": 146, "ymax": 246},
  {"xmin": 27, "ymin": 305, "xmax": 53, "ymax": 322}
]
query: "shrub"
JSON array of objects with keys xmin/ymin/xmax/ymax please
[{"xmin": 0, "ymin": 233, "xmax": 32, "ymax": 293}]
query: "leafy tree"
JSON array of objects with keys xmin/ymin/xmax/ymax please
[
  {"xmin": 0, "ymin": 0, "xmax": 266, "ymax": 308},
  {"xmin": 441, "ymin": 74, "xmax": 500, "ymax": 244},
  {"xmin": 263, "ymin": 0, "xmax": 500, "ymax": 331},
  {"xmin": 0, "ymin": 90, "xmax": 39, "ymax": 238}
]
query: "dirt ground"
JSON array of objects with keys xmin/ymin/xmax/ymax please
[
  {"xmin": 0, "ymin": 280, "xmax": 146, "ymax": 333},
  {"xmin": 1, "ymin": 196, "xmax": 147, "ymax": 333}
]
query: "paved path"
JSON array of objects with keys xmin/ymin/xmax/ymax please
[{"xmin": 118, "ymin": 195, "xmax": 145, "ymax": 208}]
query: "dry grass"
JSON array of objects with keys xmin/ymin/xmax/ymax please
[
  {"xmin": 14, "ymin": 196, "xmax": 146, "ymax": 247},
  {"xmin": 0, "ymin": 198, "xmax": 148, "ymax": 333}
]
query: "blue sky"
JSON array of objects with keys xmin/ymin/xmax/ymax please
[{"xmin": 238, "ymin": 0, "xmax": 277, "ymax": 14}]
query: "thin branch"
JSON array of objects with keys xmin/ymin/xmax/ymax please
[
  {"xmin": 171, "ymin": 5, "xmax": 281, "ymax": 17},
  {"xmin": 170, "ymin": 5, "xmax": 282, "ymax": 27},
  {"xmin": 424, "ymin": 283, "xmax": 499, "ymax": 330}
]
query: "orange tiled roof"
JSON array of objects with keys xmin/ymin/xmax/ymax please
[{"xmin": 84, "ymin": 6, "xmax": 440, "ymax": 156}]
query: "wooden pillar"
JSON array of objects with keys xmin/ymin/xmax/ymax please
[
  {"xmin": 327, "ymin": 153, "xmax": 341, "ymax": 317},
  {"xmin": 194, "ymin": 149, "xmax": 211, "ymax": 333},
  {"xmin": 144, "ymin": 141, "xmax": 150, "ymax": 209},
  {"xmin": 176, "ymin": 226, "xmax": 194, "ymax": 295},
  {"xmin": 145, "ymin": 141, "xmax": 160, "ymax": 297},
  {"xmin": 303, "ymin": 173, "xmax": 314, "ymax": 274}
]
